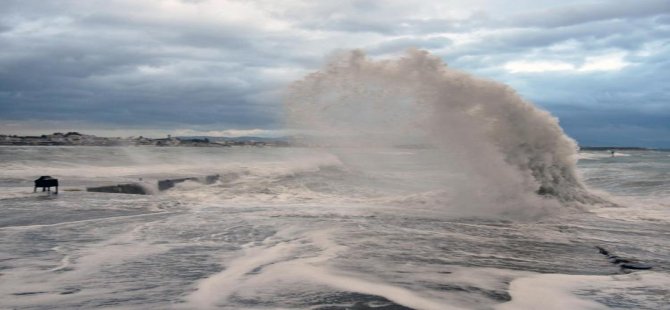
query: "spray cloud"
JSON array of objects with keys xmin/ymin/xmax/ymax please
[{"xmin": 286, "ymin": 49, "xmax": 599, "ymax": 216}]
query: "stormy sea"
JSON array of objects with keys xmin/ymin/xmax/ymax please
[{"xmin": 1, "ymin": 51, "xmax": 669, "ymax": 309}]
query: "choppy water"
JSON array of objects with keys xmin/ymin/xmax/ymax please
[{"xmin": 0, "ymin": 146, "xmax": 668, "ymax": 309}]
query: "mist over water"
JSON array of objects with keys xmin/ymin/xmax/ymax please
[{"xmin": 286, "ymin": 50, "xmax": 599, "ymax": 217}]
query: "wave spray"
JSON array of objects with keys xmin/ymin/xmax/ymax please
[{"xmin": 286, "ymin": 49, "xmax": 600, "ymax": 216}]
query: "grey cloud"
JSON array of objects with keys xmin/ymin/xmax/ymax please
[
  {"xmin": 296, "ymin": 15, "xmax": 479, "ymax": 36},
  {"xmin": 0, "ymin": 23, "xmax": 10, "ymax": 33},
  {"xmin": 490, "ymin": 52, "xmax": 670, "ymax": 147},
  {"xmin": 298, "ymin": 16, "xmax": 403, "ymax": 35},
  {"xmin": 471, "ymin": 19, "xmax": 654, "ymax": 55},
  {"xmin": 508, "ymin": 0, "xmax": 670, "ymax": 28},
  {"xmin": 0, "ymin": 0, "xmax": 299, "ymax": 130},
  {"xmin": 369, "ymin": 36, "xmax": 452, "ymax": 55},
  {"xmin": 438, "ymin": 17, "xmax": 668, "ymax": 75},
  {"xmin": 290, "ymin": 0, "xmax": 668, "ymax": 36}
]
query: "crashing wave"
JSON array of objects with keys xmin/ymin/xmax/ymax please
[{"xmin": 286, "ymin": 49, "xmax": 604, "ymax": 215}]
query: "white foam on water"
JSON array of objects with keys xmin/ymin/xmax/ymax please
[
  {"xmin": 577, "ymin": 151, "xmax": 632, "ymax": 161},
  {"xmin": 591, "ymin": 195, "xmax": 670, "ymax": 222},
  {"xmin": 186, "ymin": 241, "xmax": 300, "ymax": 308},
  {"xmin": 577, "ymin": 152, "xmax": 609, "ymax": 160},
  {"xmin": 184, "ymin": 227, "xmax": 462, "ymax": 310},
  {"xmin": 0, "ymin": 223, "xmax": 168, "ymax": 307},
  {"xmin": 497, "ymin": 271, "xmax": 670, "ymax": 310},
  {"xmin": 0, "ymin": 146, "xmax": 344, "ymax": 185},
  {"xmin": 280, "ymin": 266, "xmax": 458, "ymax": 310}
]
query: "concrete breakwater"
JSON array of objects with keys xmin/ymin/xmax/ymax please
[
  {"xmin": 87, "ymin": 183, "xmax": 151, "ymax": 195},
  {"xmin": 86, "ymin": 174, "xmax": 222, "ymax": 195}
]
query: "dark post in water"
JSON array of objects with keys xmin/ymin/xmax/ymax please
[{"xmin": 34, "ymin": 176, "xmax": 59, "ymax": 194}]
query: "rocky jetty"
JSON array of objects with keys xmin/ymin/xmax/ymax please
[{"xmin": 87, "ymin": 183, "xmax": 150, "ymax": 195}]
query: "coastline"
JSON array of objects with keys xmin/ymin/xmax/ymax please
[
  {"xmin": 0, "ymin": 132, "xmax": 290, "ymax": 147},
  {"xmin": 2, "ymin": 132, "xmax": 666, "ymax": 151}
]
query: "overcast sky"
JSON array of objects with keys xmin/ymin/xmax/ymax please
[{"xmin": 1, "ymin": 0, "xmax": 669, "ymax": 146}]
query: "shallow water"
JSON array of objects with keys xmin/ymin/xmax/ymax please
[{"xmin": 0, "ymin": 146, "xmax": 668, "ymax": 309}]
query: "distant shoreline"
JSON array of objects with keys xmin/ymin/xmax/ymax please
[
  {"xmin": 579, "ymin": 146, "xmax": 652, "ymax": 151},
  {"xmin": 1, "ymin": 132, "xmax": 665, "ymax": 150},
  {"xmin": 0, "ymin": 132, "xmax": 291, "ymax": 147}
]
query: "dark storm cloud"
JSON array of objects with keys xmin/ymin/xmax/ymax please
[
  {"xmin": 0, "ymin": 0, "xmax": 668, "ymax": 145},
  {"xmin": 551, "ymin": 106, "xmax": 670, "ymax": 148},
  {"xmin": 0, "ymin": 0, "xmax": 301, "ymax": 130},
  {"xmin": 481, "ymin": 43, "xmax": 670, "ymax": 147}
]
